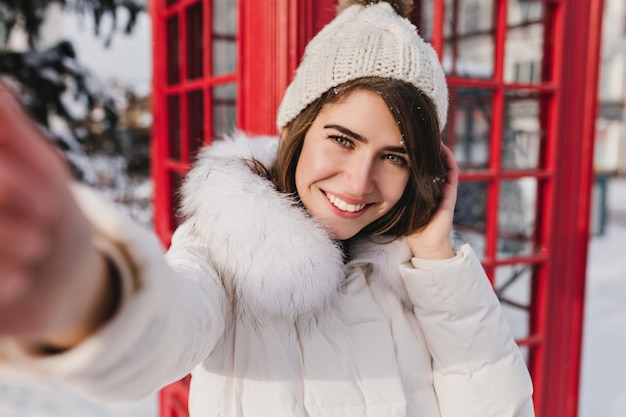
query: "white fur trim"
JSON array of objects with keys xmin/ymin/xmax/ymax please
[{"xmin": 180, "ymin": 132, "xmax": 346, "ymax": 322}]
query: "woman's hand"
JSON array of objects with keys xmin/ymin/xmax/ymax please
[
  {"xmin": 0, "ymin": 83, "xmax": 115, "ymax": 350},
  {"xmin": 406, "ymin": 144, "xmax": 458, "ymax": 260}
]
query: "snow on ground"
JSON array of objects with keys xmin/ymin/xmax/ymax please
[
  {"xmin": 579, "ymin": 176, "xmax": 626, "ymax": 417},
  {"xmin": 0, "ymin": 177, "xmax": 624, "ymax": 416}
]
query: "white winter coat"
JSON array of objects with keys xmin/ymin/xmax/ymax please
[{"xmin": 0, "ymin": 133, "xmax": 534, "ymax": 417}]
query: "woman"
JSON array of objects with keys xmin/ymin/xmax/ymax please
[{"xmin": 0, "ymin": 1, "xmax": 534, "ymax": 416}]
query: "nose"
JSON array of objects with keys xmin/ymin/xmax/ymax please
[{"xmin": 343, "ymin": 154, "xmax": 374, "ymax": 196}]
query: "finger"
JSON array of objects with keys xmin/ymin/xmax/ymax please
[
  {"xmin": 0, "ymin": 151, "xmax": 55, "ymax": 221},
  {"xmin": 441, "ymin": 144, "xmax": 459, "ymax": 186},
  {"xmin": 0, "ymin": 212, "xmax": 50, "ymax": 261},
  {"xmin": 0, "ymin": 83, "xmax": 69, "ymax": 181},
  {"xmin": 0, "ymin": 267, "xmax": 34, "ymax": 309},
  {"xmin": 438, "ymin": 144, "xmax": 459, "ymax": 210}
]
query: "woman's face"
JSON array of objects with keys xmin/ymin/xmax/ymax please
[{"xmin": 294, "ymin": 89, "xmax": 410, "ymax": 240}]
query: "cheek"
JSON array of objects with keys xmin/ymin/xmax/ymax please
[
  {"xmin": 294, "ymin": 144, "xmax": 320, "ymax": 198},
  {"xmin": 294, "ymin": 161, "xmax": 305, "ymax": 197},
  {"xmin": 294, "ymin": 145, "xmax": 312, "ymax": 196},
  {"xmin": 384, "ymin": 173, "xmax": 410, "ymax": 206},
  {"xmin": 295, "ymin": 139, "xmax": 333, "ymax": 192}
]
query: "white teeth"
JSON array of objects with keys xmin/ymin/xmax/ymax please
[{"xmin": 325, "ymin": 192, "xmax": 366, "ymax": 213}]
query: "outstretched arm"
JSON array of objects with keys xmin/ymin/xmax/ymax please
[
  {"xmin": 0, "ymin": 84, "xmax": 227, "ymax": 401},
  {"xmin": 0, "ymin": 82, "xmax": 118, "ymax": 351}
]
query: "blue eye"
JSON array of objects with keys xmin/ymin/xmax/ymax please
[
  {"xmin": 384, "ymin": 154, "xmax": 408, "ymax": 166},
  {"xmin": 329, "ymin": 135, "xmax": 352, "ymax": 148}
]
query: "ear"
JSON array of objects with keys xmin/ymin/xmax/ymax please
[{"xmin": 280, "ymin": 127, "xmax": 289, "ymax": 140}]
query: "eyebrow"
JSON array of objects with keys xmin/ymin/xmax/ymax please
[
  {"xmin": 324, "ymin": 124, "xmax": 408, "ymax": 154},
  {"xmin": 324, "ymin": 124, "xmax": 365, "ymax": 142}
]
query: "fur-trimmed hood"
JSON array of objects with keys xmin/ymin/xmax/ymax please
[{"xmin": 179, "ymin": 132, "xmax": 413, "ymax": 322}]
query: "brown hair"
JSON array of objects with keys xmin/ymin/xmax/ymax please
[{"xmin": 254, "ymin": 77, "xmax": 447, "ymax": 238}]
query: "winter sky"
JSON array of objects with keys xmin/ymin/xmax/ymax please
[{"xmin": 61, "ymin": 7, "xmax": 152, "ymax": 93}]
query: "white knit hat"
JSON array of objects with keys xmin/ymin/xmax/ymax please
[{"xmin": 276, "ymin": 1, "xmax": 449, "ymax": 132}]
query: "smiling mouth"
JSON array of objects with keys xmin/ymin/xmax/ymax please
[{"xmin": 324, "ymin": 191, "xmax": 369, "ymax": 213}]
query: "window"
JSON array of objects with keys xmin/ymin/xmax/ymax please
[
  {"xmin": 463, "ymin": 2, "xmax": 481, "ymax": 34},
  {"xmin": 513, "ymin": 60, "xmax": 541, "ymax": 84},
  {"xmin": 153, "ymin": 0, "xmax": 238, "ymax": 240},
  {"xmin": 520, "ymin": 1, "xmax": 543, "ymax": 23}
]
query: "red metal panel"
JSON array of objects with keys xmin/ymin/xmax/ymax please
[
  {"xmin": 237, "ymin": 0, "xmax": 283, "ymax": 134},
  {"xmin": 541, "ymin": 0, "xmax": 604, "ymax": 415},
  {"xmin": 238, "ymin": 0, "xmax": 335, "ymax": 135},
  {"xmin": 158, "ymin": 376, "xmax": 191, "ymax": 417},
  {"xmin": 528, "ymin": 1, "xmax": 565, "ymax": 412},
  {"xmin": 203, "ymin": 0, "xmax": 212, "ymax": 146},
  {"xmin": 179, "ymin": 3, "xmax": 189, "ymax": 164},
  {"xmin": 484, "ymin": 0, "xmax": 507, "ymax": 280},
  {"xmin": 151, "ymin": 0, "xmax": 173, "ymax": 245},
  {"xmin": 431, "ymin": 0, "xmax": 444, "ymax": 56}
]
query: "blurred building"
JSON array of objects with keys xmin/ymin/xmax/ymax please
[{"xmin": 597, "ymin": 0, "xmax": 626, "ymax": 175}]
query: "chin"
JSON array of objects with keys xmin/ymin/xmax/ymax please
[{"xmin": 327, "ymin": 227, "xmax": 360, "ymax": 241}]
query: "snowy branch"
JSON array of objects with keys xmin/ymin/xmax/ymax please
[{"xmin": 0, "ymin": 0, "xmax": 145, "ymax": 48}]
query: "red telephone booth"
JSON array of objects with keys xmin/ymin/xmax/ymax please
[{"xmin": 150, "ymin": 1, "xmax": 604, "ymax": 416}]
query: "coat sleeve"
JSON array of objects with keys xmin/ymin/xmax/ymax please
[
  {"xmin": 0, "ymin": 185, "xmax": 227, "ymax": 402},
  {"xmin": 399, "ymin": 244, "xmax": 535, "ymax": 417}
]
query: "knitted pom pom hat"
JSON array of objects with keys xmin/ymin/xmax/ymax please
[{"xmin": 276, "ymin": 0, "xmax": 449, "ymax": 132}]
